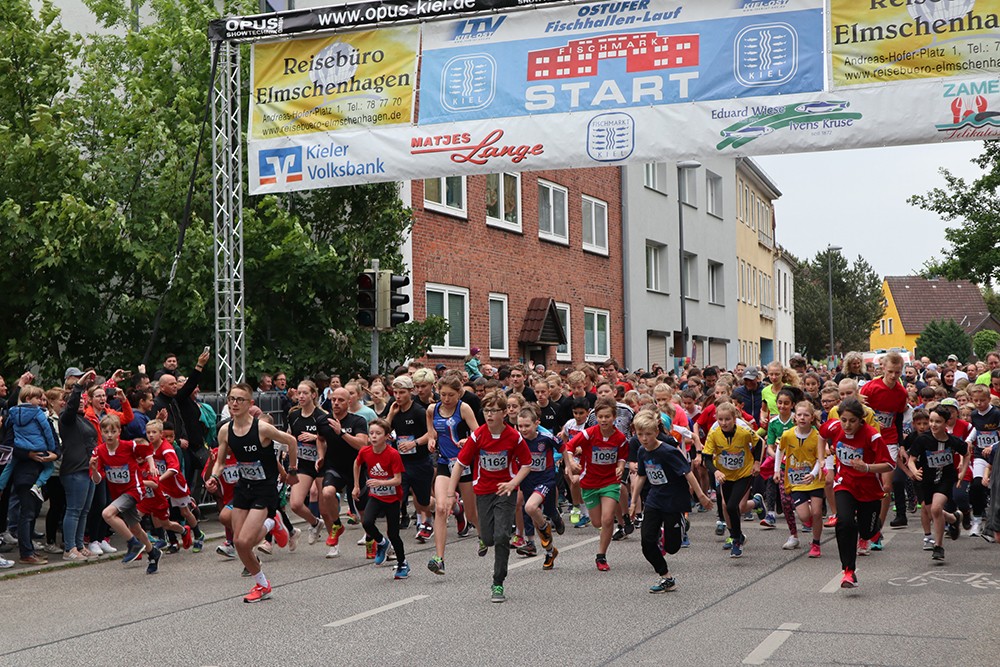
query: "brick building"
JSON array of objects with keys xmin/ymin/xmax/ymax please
[{"xmin": 401, "ymin": 168, "xmax": 624, "ymax": 372}]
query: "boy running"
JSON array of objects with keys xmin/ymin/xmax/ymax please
[{"xmin": 353, "ymin": 418, "xmax": 409, "ymax": 578}]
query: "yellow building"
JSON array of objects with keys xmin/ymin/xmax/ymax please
[
  {"xmin": 869, "ymin": 276, "xmax": 1000, "ymax": 353},
  {"xmin": 735, "ymin": 158, "xmax": 780, "ymax": 366}
]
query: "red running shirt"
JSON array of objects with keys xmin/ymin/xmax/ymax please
[
  {"xmin": 860, "ymin": 378, "xmax": 907, "ymax": 445},
  {"xmin": 566, "ymin": 425, "xmax": 628, "ymax": 490},
  {"xmin": 357, "ymin": 445, "xmax": 405, "ymax": 504},
  {"xmin": 153, "ymin": 440, "xmax": 190, "ymax": 499},
  {"xmin": 458, "ymin": 424, "xmax": 532, "ymax": 495},
  {"xmin": 819, "ymin": 420, "xmax": 894, "ymax": 503},
  {"xmin": 94, "ymin": 439, "xmax": 153, "ymax": 501},
  {"xmin": 203, "ymin": 448, "xmax": 239, "ymax": 506}
]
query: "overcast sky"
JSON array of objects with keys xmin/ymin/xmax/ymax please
[{"xmin": 755, "ymin": 141, "xmax": 987, "ymax": 278}]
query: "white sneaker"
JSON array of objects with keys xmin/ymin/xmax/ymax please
[
  {"xmin": 215, "ymin": 543, "xmax": 236, "ymax": 559},
  {"xmin": 256, "ymin": 540, "xmax": 273, "ymax": 555},
  {"xmin": 922, "ymin": 536, "xmax": 935, "ymax": 551},
  {"xmin": 288, "ymin": 528, "xmax": 301, "ymax": 553},
  {"xmin": 88, "ymin": 541, "xmax": 105, "ymax": 555},
  {"xmin": 782, "ymin": 536, "xmax": 800, "ymax": 550},
  {"xmin": 1, "ymin": 532, "xmax": 16, "ymax": 545},
  {"xmin": 0, "ymin": 556, "xmax": 13, "ymax": 569},
  {"xmin": 30, "ymin": 485, "xmax": 44, "ymax": 501},
  {"xmin": 356, "ymin": 536, "xmax": 366, "ymax": 546},
  {"xmin": 326, "ymin": 545, "xmax": 340, "ymax": 558},
  {"xmin": 970, "ymin": 518, "xmax": 982, "ymax": 537},
  {"xmin": 308, "ymin": 521, "xmax": 323, "ymax": 545},
  {"xmin": 43, "ymin": 543, "xmax": 63, "ymax": 555},
  {"xmin": 99, "ymin": 540, "xmax": 117, "ymax": 554}
]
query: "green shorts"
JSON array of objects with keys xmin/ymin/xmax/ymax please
[{"xmin": 582, "ymin": 483, "xmax": 621, "ymax": 509}]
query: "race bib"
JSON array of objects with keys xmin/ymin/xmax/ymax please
[
  {"xmin": 926, "ymin": 449, "xmax": 953, "ymax": 468},
  {"xmin": 447, "ymin": 458, "xmax": 471, "ymax": 476},
  {"xmin": 397, "ymin": 435, "xmax": 416, "ymax": 455},
  {"xmin": 836, "ymin": 443, "xmax": 863, "ymax": 465},
  {"xmin": 105, "ymin": 465, "xmax": 131, "ymax": 485},
  {"xmin": 788, "ymin": 465, "xmax": 811, "ymax": 486},
  {"xmin": 718, "ymin": 450, "xmax": 745, "ymax": 471},
  {"xmin": 591, "ymin": 446, "xmax": 618, "ymax": 466},
  {"xmin": 530, "ymin": 452, "xmax": 548, "ymax": 472},
  {"xmin": 143, "ymin": 484, "xmax": 155, "ymax": 499},
  {"xmin": 874, "ymin": 410, "xmax": 894, "ymax": 429},
  {"xmin": 237, "ymin": 461, "xmax": 266, "ymax": 481},
  {"xmin": 154, "ymin": 460, "xmax": 167, "ymax": 475},
  {"xmin": 645, "ymin": 462, "xmax": 668, "ymax": 485},
  {"xmin": 480, "ymin": 451, "xmax": 509, "ymax": 472},
  {"xmin": 298, "ymin": 443, "xmax": 318, "ymax": 461},
  {"xmin": 222, "ymin": 465, "xmax": 240, "ymax": 485},
  {"xmin": 977, "ymin": 431, "xmax": 999, "ymax": 450},
  {"xmin": 371, "ymin": 484, "xmax": 395, "ymax": 497}
]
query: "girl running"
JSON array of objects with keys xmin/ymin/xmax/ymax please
[
  {"xmin": 286, "ymin": 381, "xmax": 332, "ymax": 546},
  {"xmin": 766, "ymin": 388, "xmax": 801, "ymax": 548},
  {"xmin": 776, "ymin": 401, "xmax": 825, "ymax": 558}
]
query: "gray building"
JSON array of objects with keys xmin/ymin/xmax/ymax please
[{"xmin": 622, "ymin": 160, "xmax": 739, "ymax": 373}]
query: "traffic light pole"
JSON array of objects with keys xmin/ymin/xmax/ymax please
[{"xmin": 370, "ymin": 259, "xmax": 379, "ymax": 376}]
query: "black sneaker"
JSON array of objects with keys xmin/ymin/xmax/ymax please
[
  {"xmin": 611, "ymin": 526, "xmax": 626, "ymax": 542},
  {"xmin": 889, "ymin": 516, "xmax": 908, "ymax": 528},
  {"xmin": 542, "ymin": 547, "xmax": 558, "ymax": 571},
  {"xmin": 146, "ymin": 547, "xmax": 162, "ymax": 574},
  {"xmin": 931, "ymin": 545, "xmax": 945, "ymax": 561},
  {"xmin": 906, "ymin": 496, "xmax": 917, "ymax": 514},
  {"xmin": 516, "ymin": 540, "xmax": 537, "ymax": 557},
  {"xmin": 399, "ymin": 512, "xmax": 411, "ymax": 530},
  {"xmin": 552, "ymin": 513, "xmax": 565, "ymax": 535},
  {"xmin": 962, "ymin": 511, "xmax": 972, "ymax": 531},
  {"xmin": 166, "ymin": 543, "xmax": 180, "ymax": 555},
  {"xmin": 623, "ymin": 516, "xmax": 635, "ymax": 535},
  {"xmin": 948, "ymin": 511, "xmax": 963, "ymax": 541}
]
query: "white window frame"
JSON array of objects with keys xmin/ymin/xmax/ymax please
[
  {"xmin": 488, "ymin": 293, "xmax": 509, "ymax": 359},
  {"xmin": 708, "ymin": 261, "xmax": 723, "ymax": 305},
  {"xmin": 680, "ymin": 168, "xmax": 697, "ymax": 207},
  {"xmin": 425, "ymin": 283, "xmax": 470, "ymax": 356},
  {"xmin": 644, "ymin": 162, "xmax": 667, "ymax": 194},
  {"xmin": 706, "ymin": 171, "xmax": 723, "ymax": 218},
  {"xmin": 682, "ymin": 253, "xmax": 697, "ymax": 300},
  {"xmin": 423, "ymin": 176, "xmax": 467, "ymax": 217},
  {"xmin": 485, "ymin": 172, "xmax": 522, "ymax": 232},
  {"xmin": 584, "ymin": 307, "xmax": 611, "ymax": 363},
  {"xmin": 581, "ymin": 195, "xmax": 609, "ymax": 256},
  {"xmin": 537, "ymin": 179, "xmax": 569, "ymax": 245},
  {"xmin": 646, "ymin": 242, "xmax": 666, "ymax": 293},
  {"xmin": 555, "ymin": 302, "xmax": 571, "ymax": 362}
]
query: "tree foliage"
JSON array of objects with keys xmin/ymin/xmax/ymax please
[
  {"xmin": 973, "ymin": 329, "xmax": 1000, "ymax": 361},
  {"xmin": 0, "ymin": 0, "xmax": 426, "ymax": 386},
  {"xmin": 915, "ymin": 319, "xmax": 972, "ymax": 364},
  {"xmin": 792, "ymin": 248, "xmax": 884, "ymax": 359}
]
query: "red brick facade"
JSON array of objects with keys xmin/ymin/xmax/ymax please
[{"xmin": 410, "ymin": 167, "xmax": 624, "ymax": 372}]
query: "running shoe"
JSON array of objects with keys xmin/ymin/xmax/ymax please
[
  {"xmin": 634, "ymin": 512, "xmax": 643, "ymax": 528},
  {"xmin": 931, "ymin": 545, "xmax": 945, "ymax": 561},
  {"xmin": 752, "ymin": 494, "xmax": 766, "ymax": 521},
  {"xmin": 18, "ymin": 554, "xmax": 47, "ymax": 565},
  {"xmin": 538, "ymin": 522, "xmax": 553, "ymax": 551},
  {"xmin": 145, "ymin": 547, "xmax": 162, "ymax": 575},
  {"xmin": 970, "ymin": 517, "xmax": 983, "ymax": 537},
  {"xmin": 723, "ymin": 537, "xmax": 733, "ymax": 550},
  {"xmin": 870, "ymin": 536, "xmax": 884, "ymax": 551},
  {"xmin": 683, "ymin": 515, "xmax": 691, "ymax": 532},
  {"xmin": 399, "ymin": 512, "xmax": 411, "ymax": 530},
  {"xmin": 394, "ymin": 561, "xmax": 410, "ymax": 579},
  {"xmin": 151, "ymin": 538, "xmax": 168, "ymax": 550},
  {"xmin": 99, "ymin": 540, "xmax": 117, "ymax": 554},
  {"xmin": 715, "ymin": 521, "xmax": 726, "ymax": 536},
  {"xmin": 256, "ymin": 540, "xmax": 273, "ymax": 555},
  {"xmin": 516, "ymin": 540, "xmax": 537, "ymax": 557},
  {"xmin": 427, "ymin": 556, "xmax": 445, "ymax": 575},
  {"xmin": 889, "ymin": 515, "xmax": 908, "ymax": 529},
  {"xmin": 192, "ymin": 529, "xmax": 206, "ymax": 553},
  {"xmin": 730, "ymin": 535, "xmax": 745, "ymax": 558},
  {"xmin": 181, "ymin": 526, "xmax": 193, "ymax": 550},
  {"xmin": 595, "ymin": 556, "xmax": 610, "ymax": 571},
  {"xmin": 455, "ymin": 501, "xmax": 469, "ymax": 536},
  {"xmin": 30, "ymin": 484, "xmax": 44, "ymax": 501},
  {"xmin": 611, "ymin": 525, "xmax": 626, "ymax": 542},
  {"xmin": 857, "ymin": 539, "xmax": 870, "ymax": 556},
  {"xmin": 680, "ymin": 534, "xmax": 691, "ymax": 548},
  {"xmin": 962, "ymin": 511, "xmax": 972, "ymax": 531},
  {"xmin": 575, "ymin": 515, "xmax": 592, "ymax": 529},
  {"xmin": 122, "ymin": 541, "xmax": 144, "ymax": 564},
  {"xmin": 217, "ymin": 542, "xmax": 236, "ymax": 558},
  {"xmin": 922, "ymin": 536, "xmax": 935, "ymax": 551},
  {"xmin": 510, "ymin": 535, "xmax": 526, "ymax": 550},
  {"xmin": 325, "ymin": 545, "xmax": 340, "ymax": 558},
  {"xmin": 808, "ymin": 543, "xmax": 821, "ymax": 558},
  {"xmin": 542, "ymin": 548, "xmax": 558, "ymax": 570},
  {"xmin": 948, "ymin": 512, "xmax": 963, "ymax": 541},
  {"xmin": 62, "ymin": 550, "xmax": 87, "ymax": 562},
  {"xmin": 823, "ymin": 515, "xmax": 837, "ymax": 528},
  {"xmin": 782, "ymin": 536, "xmax": 800, "ymax": 550},
  {"xmin": 308, "ymin": 520, "xmax": 323, "ymax": 545},
  {"xmin": 88, "ymin": 541, "xmax": 105, "ymax": 556},
  {"xmin": 623, "ymin": 516, "xmax": 635, "ymax": 535},
  {"xmin": 272, "ymin": 518, "xmax": 289, "ymax": 549},
  {"xmin": 569, "ymin": 506, "xmax": 581, "ymax": 526},
  {"xmin": 43, "ymin": 542, "xmax": 62, "ymax": 555},
  {"xmin": 761, "ymin": 512, "xmax": 776, "ymax": 529},
  {"xmin": 356, "ymin": 535, "xmax": 367, "ymax": 546},
  {"xmin": 375, "ymin": 537, "xmax": 390, "ymax": 565},
  {"xmin": 840, "ymin": 568, "xmax": 858, "ymax": 589},
  {"xmin": 365, "ymin": 539, "xmax": 376, "ymax": 559},
  {"xmin": 0, "ymin": 556, "xmax": 13, "ymax": 569},
  {"xmin": 288, "ymin": 527, "xmax": 301, "ymax": 552},
  {"xmin": 802, "ymin": 521, "xmax": 813, "ymax": 532},
  {"xmin": 906, "ymin": 496, "xmax": 918, "ymax": 514},
  {"xmin": 491, "ymin": 585, "xmax": 506, "ymax": 603},
  {"xmin": 417, "ymin": 523, "xmax": 433, "ymax": 543},
  {"xmin": 327, "ymin": 523, "xmax": 345, "ymax": 547},
  {"xmin": 649, "ymin": 577, "xmax": 677, "ymax": 593},
  {"xmin": 478, "ymin": 539, "xmax": 489, "ymax": 557},
  {"xmin": 345, "ymin": 512, "xmax": 360, "ymax": 525},
  {"xmin": 243, "ymin": 583, "xmax": 272, "ymax": 603},
  {"xmin": 553, "ymin": 513, "xmax": 566, "ymax": 535}
]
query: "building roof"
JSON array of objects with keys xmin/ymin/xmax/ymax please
[
  {"xmin": 885, "ymin": 276, "xmax": 995, "ymax": 334},
  {"xmin": 518, "ymin": 297, "xmax": 567, "ymax": 345}
]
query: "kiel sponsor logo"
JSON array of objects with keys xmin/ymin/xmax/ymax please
[
  {"xmin": 410, "ymin": 129, "xmax": 543, "ymax": 165},
  {"xmin": 716, "ymin": 100, "xmax": 860, "ymax": 150},
  {"xmin": 527, "ymin": 32, "xmax": 698, "ymax": 82},
  {"xmin": 259, "ymin": 146, "xmax": 303, "ymax": 185},
  {"xmin": 587, "ymin": 112, "xmax": 634, "ymax": 162},
  {"xmin": 452, "ymin": 16, "xmax": 505, "ymax": 42}
]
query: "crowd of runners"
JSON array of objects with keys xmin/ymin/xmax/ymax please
[{"xmin": 1, "ymin": 348, "xmax": 999, "ymax": 603}]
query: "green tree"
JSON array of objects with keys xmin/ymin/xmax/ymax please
[
  {"xmin": 973, "ymin": 329, "xmax": 1000, "ymax": 361},
  {"xmin": 792, "ymin": 248, "xmax": 884, "ymax": 359},
  {"xmin": 915, "ymin": 319, "xmax": 972, "ymax": 363}
]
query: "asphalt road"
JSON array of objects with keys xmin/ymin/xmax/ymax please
[{"xmin": 2, "ymin": 509, "xmax": 998, "ymax": 667}]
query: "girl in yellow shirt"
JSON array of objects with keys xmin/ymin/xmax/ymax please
[{"xmin": 777, "ymin": 401, "xmax": 826, "ymax": 558}]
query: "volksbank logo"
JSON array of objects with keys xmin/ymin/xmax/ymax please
[
  {"xmin": 451, "ymin": 16, "xmax": 505, "ymax": 42},
  {"xmin": 259, "ymin": 147, "xmax": 303, "ymax": 186}
]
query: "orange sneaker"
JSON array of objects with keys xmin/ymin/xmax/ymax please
[
  {"xmin": 365, "ymin": 539, "xmax": 376, "ymax": 559},
  {"xmin": 326, "ymin": 523, "xmax": 345, "ymax": 547},
  {"xmin": 272, "ymin": 517, "xmax": 289, "ymax": 549},
  {"xmin": 243, "ymin": 583, "xmax": 272, "ymax": 603}
]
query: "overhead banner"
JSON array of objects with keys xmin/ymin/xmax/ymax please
[
  {"xmin": 236, "ymin": 0, "xmax": 1000, "ymax": 193},
  {"xmin": 831, "ymin": 0, "xmax": 1000, "ymax": 87},
  {"xmin": 250, "ymin": 26, "xmax": 418, "ymax": 141}
]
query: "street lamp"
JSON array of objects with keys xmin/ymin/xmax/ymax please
[
  {"xmin": 677, "ymin": 160, "xmax": 701, "ymax": 365},
  {"xmin": 827, "ymin": 244, "xmax": 842, "ymax": 369}
]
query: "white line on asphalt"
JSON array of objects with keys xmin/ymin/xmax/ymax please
[
  {"xmin": 324, "ymin": 595, "xmax": 428, "ymax": 628},
  {"xmin": 742, "ymin": 622, "xmax": 801, "ymax": 665},
  {"xmin": 509, "ymin": 536, "xmax": 600, "ymax": 570}
]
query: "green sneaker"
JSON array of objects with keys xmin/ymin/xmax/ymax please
[
  {"xmin": 490, "ymin": 585, "xmax": 505, "ymax": 603},
  {"xmin": 723, "ymin": 537, "xmax": 733, "ymax": 550},
  {"xmin": 427, "ymin": 556, "xmax": 445, "ymax": 575},
  {"xmin": 569, "ymin": 507, "xmax": 581, "ymax": 526},
  {"xmin": 649, "ymin": 577, "xmax": 677, "ymax": 593},
  {"xmin": 478, "ymin": 539, "xmax": 488, "ymax": 557}
]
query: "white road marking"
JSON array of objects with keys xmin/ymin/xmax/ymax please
[
  {"xmin": 324, "ymin": 595, "xmax": 428, "ymax": 628},
  {"xmin": 509, "ymin": 536, "xmax": 600, "ymax": 570},
  {"xmin": 742, "ymin": 622, "xmax": 801, "ymax": 665}
]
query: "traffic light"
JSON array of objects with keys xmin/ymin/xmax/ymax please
[
  {"xmin": 356, "ymin": 270, "xmax": 377, "ymax": 327},
  {"xmin": 377, "ymin": 270, "xmax": 410, "ymax": 329}
]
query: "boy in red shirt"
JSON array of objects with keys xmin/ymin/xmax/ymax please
[
  {"xmin": 203, "ymin": 445, "xmax": 240, "ymax": 558},
  {"xmin": 860, "ymin": 351, "xmax": 908, "ymax": 540},
  {"xmin": 89, "ymin": 414, "xmax": 162, "ymax": 574},
  {"xmin": 448, "ymin": 391, "xmax": 532, "ymax": 603},
  {"xmin": 149, "ymin": 420, "xmax": 206, "ymax": 552},
  {"xmin": 353, "ymin": 418, "xmax": 408, "ymax": 578},
  {"xmin": 564, "ymin": 396, "xmax": 629, "ymax": 572}
]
